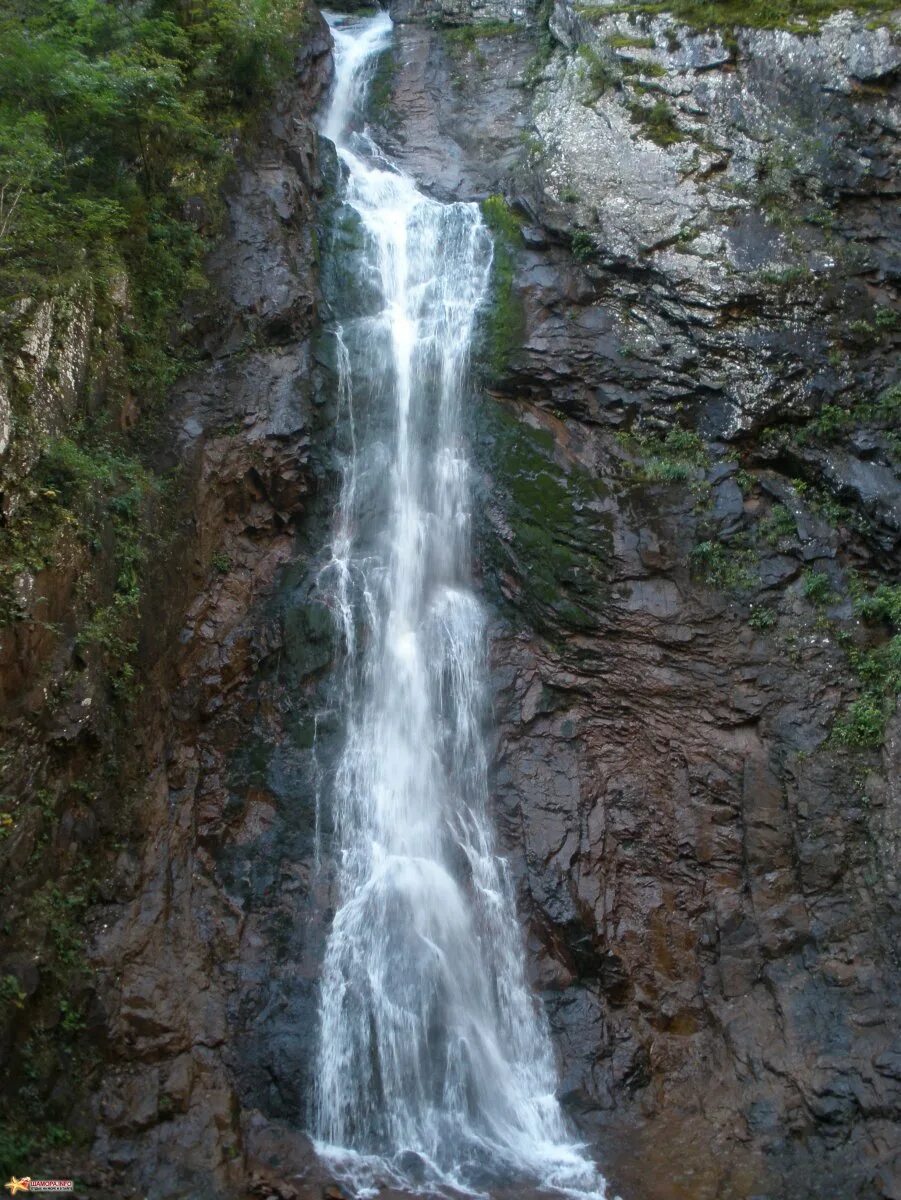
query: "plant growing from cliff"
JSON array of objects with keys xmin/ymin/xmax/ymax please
[
  {"xmin": 577, "ymin": 44, "xmax": 621, "ymax": 97},
  {"xmin": 571, "ymin": 230, "xmax": 595, "ymax": 262},
  {"xmin": 690, "ymin": 539, "xmax": 757, "ymax": 592},
  {"xmin": 830, "ymin": 582, "xmax": 901, "ymax": 748},
  {"xmin": 854, "ymin": 584, "xmax": 901, "ymax": 629},
  {"xmin": 0, "ymin": 435, "xmax": 156, "ymax": 698},
  {"xmin": 627, "ymin": 98, "xmax": 683, "ymax": 147},
  {"xmin": 758, "ymin": 503, "xmax": 796, "ymax": 546},
  {"xmin": 620, "ymin": 425, "xmax": 709, "ymax": 484},
  {"xmin": 608, "ymin": 33, "xmax": 656, "ymax": 48},
  {"xmin": 0, "ymin": 974, "xmax": 26, "ymax": 1019},
  {"xmin": 803, "ymin": 569, "xmax": 837, "ymax": 607},
  {"xmin": 444, "ymin": 20, "xmax": 517, "ymax": 48},
  {"xmin": 749, "ymin": 605, "xmax": 776, "ymax": 630}
]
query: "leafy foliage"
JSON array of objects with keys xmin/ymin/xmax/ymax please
[
  {"xmin": 690, "ymin": 539, "xmax": 757, "ymax": 591},
  {"xmin": 830, "ymin": 583, "xmax": 901, "ymax": 748},
  {"xmin": 0, "ymin": 0, "xmax": 309, "ymax": 388},
  {"xmin": 802, "ymin": 568, "xmax": 836, "ymax": 606},
  {"xmin": 620, "ymin": 425, "xmax": 709, "ymax": 483}
]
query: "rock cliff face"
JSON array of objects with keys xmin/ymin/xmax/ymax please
[
  {"xmin": 1, "ymin": 2, "xmax": 899, "ymax": 1199},
  {"xmin": 0, "ymin": 18, "xmax": 336, "ymax": 1198},
  {"xmin": 376, "ymin": 4, "xmax": 901, "ymax": 1198}
]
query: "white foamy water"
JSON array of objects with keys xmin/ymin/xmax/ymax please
[{"xmin": 313, "ymin": 12, "xmax": 609, "ymax": 1198}]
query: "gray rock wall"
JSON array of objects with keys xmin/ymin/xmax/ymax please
[{"xmin": 370, "ymin": 5, "xmax": 901, "ymax": 1197}]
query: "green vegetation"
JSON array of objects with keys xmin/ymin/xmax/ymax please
[
  {"xmin": 758, "ymin": 265, "xmax": 810, "ymax": 287},
  {"xmin": 690, "ymin": 539, "xmax": 757, "ymax": 591},
  {"xmin": 627, "ymin": 98, "xmax": 683, "ymax": 146},
  {"xmin": 571, "ymin": 230, "xmax": 595, "ymax": 262},
  {"xmin": 367, "ymin": 45, "xmax": 397, "ymax": 128},
  {"xmin": 790, "ymin": 384, "xmax": 900, "ymax": 453},
  {"xmin": 479, "ymin": 404, "xmax": 612, "ymax": 630},
  {"xmin": 831, "ymin": 636, "xmax": 901, "ymax": 747},
  {"xmin": 478, "ymin": 195, "xmax": 525, "ymax": 381},
  {"xmin": 759, "ymin": 503, "xmax": 797, "ymax": 545},
  {"xmin": 0, "ymin": 974, "xmax": 26, "ymax": 1017},
  {"xmin": 803, "ymin": 568, "xmax": 837, "ymax": 606},
  {"xmin": 830, "ymin": 693, "xmax": 887, "ymax": 748},
  {"xmin": 0, "ymin": 434, "xmax": 157, "ymax": 691},
  {"xmin": 619, "ymin": 425, "xmax": 709, "ymax": 483},
  {"xmin": 575, "ymin": 0, "xmax": 896, "ymax": 35},
  {"xmin": 444, "ymin": 19, "xmax": 517, "ymax": 45},
  {"xmin": 577, "ymin": 41, "xmax": 667, "ymax": 102},
  {"xmin": 749, "ymin": 604, "xmax": 776, "ymax": 630},
  {"xmin": 608, "ymin": 33, "xmax": 656, "ymax": 48},
  {"xmin": 523, "ymin": 1, "xmax": 556, "ymax": 85},
  {"xmin": 0, "ymin": 0, "xmax": 311, "ymax": 394},
  {"xmin": 577, "ymin": 43, "xmax": 622, "ymax": 96},
  {"xmin": 854, "ymin": 583, "xmax": 901, "ymax": 628},
  {"xmin": 829, "ymin": 582, "xmax": 901, "ymax": 748}
]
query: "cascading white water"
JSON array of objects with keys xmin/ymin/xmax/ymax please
[{"xmin": 313, "ymin": 13, "xmax": 608, "ymax": 1198}]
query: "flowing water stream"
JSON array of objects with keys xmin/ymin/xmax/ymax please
[{"xmin": 313, "ymin": 13, "xmax": 608, "ymax": 1198}]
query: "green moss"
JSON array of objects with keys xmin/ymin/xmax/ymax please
[
  {"xmin": 444, "ymin": 20, "xmax": 517, "ymax": 44},
  {"xmin": 576, "ymin": 0, "xmax": 895, "ymax": 34},
  {"xmin": 608, "ymin": 33, "xmax": 656, "ymax": 47},
  {"xmin": 627, "ymin": 98, "xmax": 683, "ymax": 145},
  {"xmin": 758, "ymin": 265, "xmax": 810, "ymax": 287},
  {"xmin": 479, "ymin": 404, "xmax": 613, "ymax": 630},
  {"xmin": 367, "ymin": 45, "xmax": 397, "ymax": 127},
  {"xmin": 478, "ymin": 196, "xmax": 526, "ymax": 382},
  {"xmin": 481, "ymin": 194, "xmax": 523, "ymax": 242}
]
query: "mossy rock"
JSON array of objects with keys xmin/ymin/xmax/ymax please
[
  {"xmin": 476, "ymin": 401, "xmax": 613, "ymax": 631},
  {"xmin": 283, "ymin": 597, "xmax": 334, "ymax": 679}
]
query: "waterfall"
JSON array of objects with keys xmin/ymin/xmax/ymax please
[{"xmin": 313, "ymin": 12, "xmax": 608, "ymax": 1198}]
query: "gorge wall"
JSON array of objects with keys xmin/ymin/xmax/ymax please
[{"xmin": 0, "ymin": 2, "xmax": 899, "ymax": 1199}]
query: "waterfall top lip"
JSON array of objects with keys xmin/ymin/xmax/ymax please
[{"xmin": 322, "ymin": 7, "xmax": 393, "ymax": 27}]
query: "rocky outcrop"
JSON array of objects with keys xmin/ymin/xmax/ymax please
[
  {"xmin": 0, "ymin": 18, "xmax": 335, "ymax": 1199},
  {"xmin": 375, "ymin": 5, "xmax": 901, "ymax": 1198}
]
